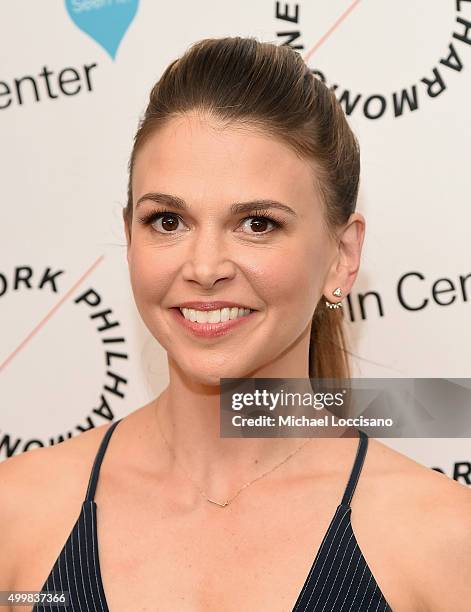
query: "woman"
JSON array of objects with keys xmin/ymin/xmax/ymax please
[{"xmin": 1, "ymin": 36, "xmax": 471, "ymax": 612}]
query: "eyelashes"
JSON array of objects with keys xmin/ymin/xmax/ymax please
[{"xmin": 136, "ymin": 207, "xmax": 285, "ymax": 236}]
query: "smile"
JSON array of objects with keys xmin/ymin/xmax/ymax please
[
  {"xmin": 170, "ymin": 307, "xmax": 257, "ymax": 338},
  {"xmin": 180, "ymin": 306, "xmax": 253, "ymax": 323}
]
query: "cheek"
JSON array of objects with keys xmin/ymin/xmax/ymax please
[
  {"xmin": 253, "ymin": 243, "xmax": 323, "ymax": 317},
  {"xmin": 128, "ymin": 246, "xmax": 173, "ymax": 309}
]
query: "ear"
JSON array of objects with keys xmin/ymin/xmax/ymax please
[{"xmin": 322, "ymin": 212, "xmax": 365, "ymax": 301}]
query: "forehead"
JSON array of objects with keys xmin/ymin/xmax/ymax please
[{"xmin": 132, "ymin": 113, "xmax": 320, "ymax": 215}]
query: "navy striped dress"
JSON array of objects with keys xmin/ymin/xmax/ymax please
[{"xmin": 33, "ymin": 420, "xmax": 393, "ymax": 611}]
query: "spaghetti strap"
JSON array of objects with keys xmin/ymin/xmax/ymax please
[
  {"xmin": 84, "ymin": 418, "xmax": 123, "ymax": 503},
  {"xmin": 340, "ymin": 429, "xmax": 368, "ymax": 508}
]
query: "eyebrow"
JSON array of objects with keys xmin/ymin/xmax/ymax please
[{"xmin": 135, "ymin": 192, "xmax": 298, "ymax": 217}]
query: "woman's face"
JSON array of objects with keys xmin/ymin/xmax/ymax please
[{"xmin": 125, "ymin": 112, "xmax": 357, "ymax": 385}]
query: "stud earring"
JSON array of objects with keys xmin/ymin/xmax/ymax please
[{"xmin": 325, "ymin": 287, "xmax": 343, "ymax": 309}]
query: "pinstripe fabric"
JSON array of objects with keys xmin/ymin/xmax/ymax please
[
  {"xmin": 291, "ymin": 429, "xmax": 393, "ymax": 612},
  {"xmin": 33, "ymin": 421, "xmax": 393, "ymax": 611}
]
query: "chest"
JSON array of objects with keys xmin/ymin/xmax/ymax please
[
  {"xmin": 98, "ymin": 498, "xmax": 324, "ymax": 611},
  {"xmin": 18, "ymin": 473, "xmax": 415, "ymax": 612},
  {"xmin": 93, "ymin": 485, "xmax": 401, "ymax": 612}
]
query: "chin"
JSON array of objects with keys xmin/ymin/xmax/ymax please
[
  {"xmin": 190, "ymin": 371, "xmax": 225, "ymax": 387},
  {"xmin": 175, "ymin": 355, "xmax": 251, "ymax": 387}
]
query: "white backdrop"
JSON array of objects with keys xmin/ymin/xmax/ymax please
[{"xmin": 1, "ymin": 0, "xmax": 470, "ymax": 486}]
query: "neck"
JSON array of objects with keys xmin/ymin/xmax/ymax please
[{"xmin": 150, "ymin": 358, "xmax": 347, "ymax": 505}]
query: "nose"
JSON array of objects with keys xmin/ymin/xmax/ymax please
[{"xmin": 180, "ymin": 225, "xmax": 237, "ymax": 288}]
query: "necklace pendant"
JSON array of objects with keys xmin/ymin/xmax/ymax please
[{"xmin": 208, "ymin": 498, "xmax": 229, "ymax": 507}]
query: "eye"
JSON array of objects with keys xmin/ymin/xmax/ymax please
[
  {"xmin": 137, "ymin": 210, "xmax": 188, "ymax": 234},
  {"xmin": 238, "ymin": 212, "xmax": 283, "ymax": 235}
]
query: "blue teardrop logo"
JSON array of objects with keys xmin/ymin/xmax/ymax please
[{"xmin": 65, "ymin": 0, "xmax": 139, "ymax": 60}]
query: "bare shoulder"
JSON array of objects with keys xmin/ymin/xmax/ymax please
[
  {"xmin": 0, "ymin": 422, "xmax": 113, "ymax": 591},
  {"xmin": 367, "ymin": 437, "xmax": 471, "ymax": 612}
]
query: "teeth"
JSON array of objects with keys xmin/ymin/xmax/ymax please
[{"xmin": 180, "ymin": 307, "xmax": 252, "ymax": 323}]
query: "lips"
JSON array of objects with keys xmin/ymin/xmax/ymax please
[{"xmin": 170, "ymin": 305, "xmax": 257, "ymax": 337}]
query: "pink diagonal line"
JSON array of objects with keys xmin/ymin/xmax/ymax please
[
  {"xmin": 0, "ymin": 255, "xmax": 104, "ymax": 374},
  {"xmin": 303, "ymin": 0, "xmax": 362, "ymax": 63}
]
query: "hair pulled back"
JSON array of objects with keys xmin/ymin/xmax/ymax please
[{"xmin": 124, "ymin": 36, "xmax": 361, "ymax": 380}]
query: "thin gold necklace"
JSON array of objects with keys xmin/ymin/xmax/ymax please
[{"xmin": 154, "ymin": 401, "xmax": 313, "ymax": 507}]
